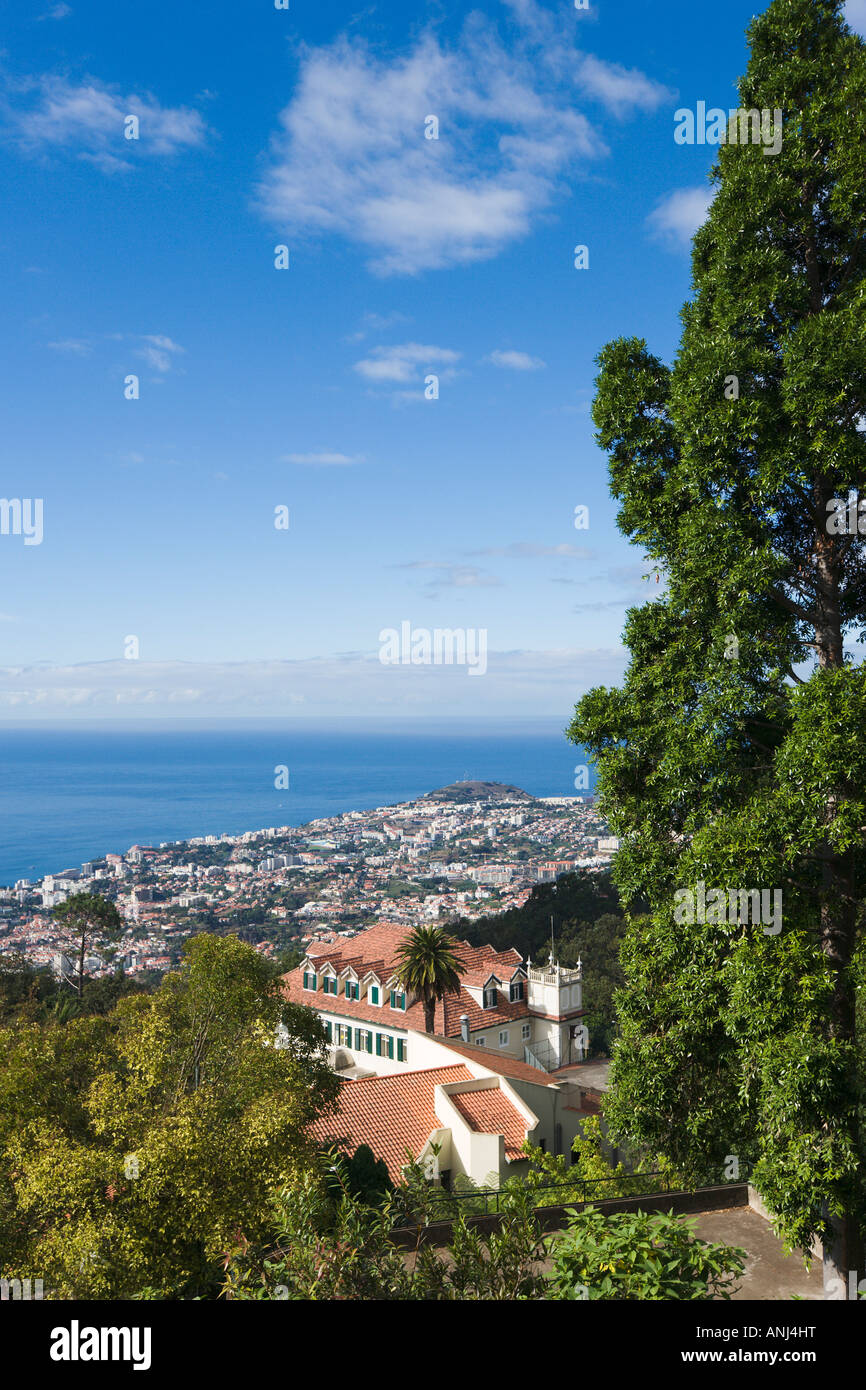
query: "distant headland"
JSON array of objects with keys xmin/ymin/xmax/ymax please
[{"xmin": 422, "ymin": 781, "xmax": 536, "ymax": 804}]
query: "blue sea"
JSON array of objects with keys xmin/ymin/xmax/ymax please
[{"xmin": 0, "ymin": 719, "xmax": 593, "ymax": 886}]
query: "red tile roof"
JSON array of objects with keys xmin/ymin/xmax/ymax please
[
  {"xmin": 431, "ymin": 1037, "xmax": 562, "ymax": 1086},
  {"xmin": 310, "ymin": 1065, "xmax": 471, "ymax": 1181},
  {"xmin": 449, "ymin": 1087, "xmax": 528, "ymax": 1161},
  {"xmin": 285, "ymin": 924, "xmax": 531, "ymax": 1035}
]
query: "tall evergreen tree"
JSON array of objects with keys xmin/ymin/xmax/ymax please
[{"xmin": 569, "ymin": 0, "xmax": 866, "ymax": 1297}]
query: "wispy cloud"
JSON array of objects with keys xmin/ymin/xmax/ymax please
[
  {"xmin": 1, "ymin": 73, "xmax": 208, "ymax": 171},
  {"xmin": 47, "ymin": 337, "xmax": 92, "ymax": 355},
  {"xmin": 37, "ymin": 4, "xmax": 72, "ymax": 20},
  {"xmin": 135, "ymin": 334, "xmax": 184, "ymax": 373},
  {"xmin": 576, "ymin": 55, "xmax": 674, "ymax": 118},
  {"xmin": 353, "ymin": 342, "xmax": 460, "ymax": 384},
  {"xmin": 255, "ymin": 7, "xmax": 670, "ymax": 275},
  {"xmin": 484, "ymin": 349, "xmax": 546, "ymax": 371},
  {"xmin": 397, "ymin": 561, "xmax": 502, "ymax": 591},
  {"xmin": 344, "ymin": 311, "xmax": 411, "ymax": 343},
  {"xmin": 0, "ymin": 649, "xmax": 629, "ymax": 717},
  {"xmin": 647, "ymin": 186, "xmax": 714, "ymax": 249},
  {"xmin": 282, "ymin": 451, "xmax": 365, "ymax": 466},
  {"xmin": 47, "ymin": 331, "xmax": 185, "ymax": 372},
  {"xmin": 469, "ymin": 542, "xmax": 590, "ymax": 559},
  {"xmin": 571, "ymin": 599, "xmax": 634, "ymax": 614}
]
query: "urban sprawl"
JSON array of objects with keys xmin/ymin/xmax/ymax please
[{"xmin": 0, "ymin": 783, "xmax": 614, "ymax": 981}]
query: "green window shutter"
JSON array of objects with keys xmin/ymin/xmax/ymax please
[
  {"xmin": 355, "ymin": 1028, "xmax": 362, "ymax": 1049},
  {"xmin": 387, "ymin": 1036, "xmax": 394, "ymax": 1059},
  {"xmin": 303, "ymin": 972, "xmax": 309, "ymax": 989},
  {"xmin": 366, "ymin": 1032, "xmax": 373, "ymax": 1054},
  {"xmin": 397, "ymin": 1039, "xmax": 406, "ymax": 1062},
  {"xmin": 371, "ymin": 986, "xmax": 379, "ymax": 1004}
]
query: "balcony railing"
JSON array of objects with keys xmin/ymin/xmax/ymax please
[
  {"xmin": 527, "ymin": 964, "xmax": 582, "ymax": 985},
  {"xmin": 390, "ymin": 1170, "xmax": 714, "ymax": 1227}
]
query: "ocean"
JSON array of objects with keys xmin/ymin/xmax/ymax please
[{"xmin": 0, "ymin": 719, "xmax": 593, "ymax": 886}]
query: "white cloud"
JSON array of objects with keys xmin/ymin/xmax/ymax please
[
  {"xmin": 576, "ymin": 55, "xmax": 674, "ymax": 118},
  {"xmin": 47, "ymin": 338, "xmax": 91, "ymax": 355},
  {"xmin": 37, "ymin": 4, "xmax": 72, "ymax": 19},
  {"xmin": 47, "ymin": 332, "xmax": 184, "ymax": 372},
  {"xmin": 282, "ymin": 451, "xmax": 364, "ymax": 466},
  {"xmin": 844, "ymin": 1, "xmax": 866, "ymax": 37},
  {"xmin": 397, "ymin": 561, "xmax": 502, "ymax": 590},
  {"xmin": 0, "ymin": 649, "xmax": 628, "ymax": 717},
  {"xmin": 647, "ymin": 186, "xmax": 714, "ymax": 249},
  {"xmin": 470, "ymin": 543, "xmax": 590, "ymax": 558},
  {"xmin": 1, "ymin": 73, "xmax": 207, "ymax": 170},
  {"xmin": 353, "ymin": 342, "xmax": 460, "ymax": 384},
  {"xmin": 135, "ymin": 334, "xmax": 184, "ymax": 373},
  {"xmin": 485, "ymin": 349, "xmax": 546, "ymax": 371},
  {"xmin": 256, "ymin": 13, "xmax": 651, "ymax": 274},
  {"xmin": 344, "ymin": 311, "xmax": 411, "ymax": 343}
]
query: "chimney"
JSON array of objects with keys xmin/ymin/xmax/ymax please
[{"xmin": 460, "ymin": 1014, "xmax": 470, "ymax": 1043}]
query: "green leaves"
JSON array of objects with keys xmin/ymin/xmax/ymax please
[
  {"xmin": 392, "ymin": 925, "xmax": 462, "ymax": 1033},
  {"xmin": 570, "ymin": 0, "xmax": 866, "ymax": 1278},
  {"xmin": 546, "ymin": 1207, "xmax": 746, "ymax": 1301},
  {"xmin": 0, "ymin": 934, "xmax": 340, "ymax": 1299}
]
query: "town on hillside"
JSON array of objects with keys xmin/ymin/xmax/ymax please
[{"xmin": 0, "ymin": 783, "xmax": 616, "ymax": 982}]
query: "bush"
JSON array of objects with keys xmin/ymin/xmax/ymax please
[{"xmin": 546, "ymin": 1206, "xmax": 746, "ymax": 1300}]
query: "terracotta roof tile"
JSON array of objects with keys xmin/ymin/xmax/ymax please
[
  {"xmin": 449, "ymin": 1087, "xmax": 528, "ymax": 1161},
  {"xmin": 309, "ymin": 1065, "xmax": 471, "ymax": 1181},
  {"xmin": 432, "ymin": 1037, "xmax": 562, "ymax": 1086},
  {"xmin": 284, "ymin": 923, "xmax": 531, "ymax": 1037}
]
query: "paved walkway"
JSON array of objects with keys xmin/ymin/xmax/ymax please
[{"xmin": 691, "ymin": 1207, "xmax": 822, "ymax": 1300}]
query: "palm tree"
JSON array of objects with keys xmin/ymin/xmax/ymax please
[{"xmin": 392, "ymin": 926, "xmax": 462, "ymax": 1034}]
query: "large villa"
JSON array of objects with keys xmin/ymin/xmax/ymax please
[{"xmin": 281, "ymin": 922, "xmax": 598, "ymax": 1188}]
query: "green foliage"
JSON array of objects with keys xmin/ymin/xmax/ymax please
[
  {"xmin": 392, "ymin": 925, "xmax": 462, "ymax": 1033},
  {"xmin": 270, "ymin": 945, "xmax": 305, "ymax": 976},
  {"xmin": 0, "ymin": 934, "xmax": 339, "ymax": 1299},
  {"xmin": 221, "ymin": 1169, "xmax": 549, "ymax": 1301},
  {"xmin": 331, "ymin": 1144, "xmax": 393, "ymax": 1206},
  {"xmin": 222, "ymin": 1158, "xmax": 743, "ymax": 1301},
  {"xmin": 503, "ymin": 1116, "xmax": 687, "ymax": 1208},
  {"xmin": 0, "ymin": 955, "xmax": 153, "ymax": 1028},
  {"xmin": 569, "ymin": 0, "xmax": 866, "ymax": 1275},
  {"xmin": 546, "ymin": 1207, "xmax": 746, "ymax": 1300},
  {"xmin": 452, "ymin": 872, "xmax": 629, "ymax": 1054},
  {"xmin": 51, "ymin": 892, "xmax": 124, "ymax": 995}
]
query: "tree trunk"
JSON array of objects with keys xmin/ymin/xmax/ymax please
[
  {"xmin": 424, "ymin": 997, "xmax": 435, "ymax": 1034},
  {"xmin": 822, "ymin": 1203, "xmax": 864, "ymax": 1300}
]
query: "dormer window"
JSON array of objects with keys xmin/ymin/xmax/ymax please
[
  {"xmin": 344, "ymin": 979, "xmax": 359, "ymax": 1000},
  {"xmin": 370, "ymin": 984, "xmax": 380, "ymax": 1005},
  {"xmin": 483, "ymin": 985, "xmax": 498, "ymax": 1009},
  {"xmin": 509, "ymin": 980, "xmax": 524, "ymax": 1002},
  {"xmin": 303, "ymin": 970, "xmax": 318, "ymax": 992},
  {"xmin": 323, "ymin": 975, "xmax": 338, "ymax": 996},
  {"xmin": 390, "ymin": 988, "xmax": 406, "ymax": 1011}
]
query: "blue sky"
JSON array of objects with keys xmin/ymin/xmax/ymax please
[{"xmin": 2, "ymin": 0, "xmax": 863, "ymax": 720}]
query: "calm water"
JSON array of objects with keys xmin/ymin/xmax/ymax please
[{"xmin": 0, "ymin": 719, "xmax": 592, "ymax": 885}]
